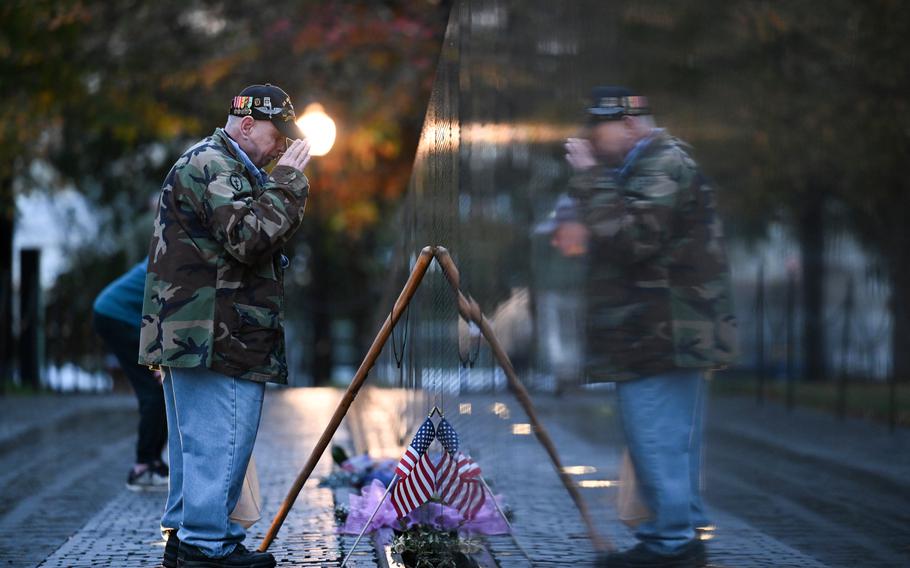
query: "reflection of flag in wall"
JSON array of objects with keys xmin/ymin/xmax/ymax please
[
  {"xmin": 391, "ymin": 418, "xmax": 437, "ymax": 518},
  {"xmin": 435, "ymin": 419, "xmax": 486, "ymax": 520}
]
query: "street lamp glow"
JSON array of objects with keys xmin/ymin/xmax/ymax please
[{"xmin": 296, "ymin": 103, "xmax": 336, "ymax": 156}]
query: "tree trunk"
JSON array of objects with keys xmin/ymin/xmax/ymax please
[
  {"xmin": 0, "ymin": 174, "xmax": 13, "ymax": 394},
  {"xmin": 798, "ymin": 199, "xmax": 826, "ymax": 382},
  {"xmin": 18, "ymin": 248, "xmax": 42, "ymax": 389}
]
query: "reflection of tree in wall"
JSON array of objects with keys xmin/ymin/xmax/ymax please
[
  {"xmin": 588, "ymin": 0, "xmax": 909, "ymax": 382},
  {"xmin": 1, "ymin": 1, "xmax": 450, "ymax": 384},
  {"xmin": 846, "ymin": 2, "xmax": 910, "ymax": 383}
]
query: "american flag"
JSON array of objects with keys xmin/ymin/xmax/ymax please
[
  {"xmin": 391, "ymin": 418, "xmax": 437, "ymax": 518},
  {"xmin": 435, "ymin": 418, "xmax": 459, "ymax": 455},
  {"xmin": 435, "ymin": 419, "xmax": 485, "ymax": 520},
  {"xmin": 394, "ymin": 418, "xmax": 435, "ymax": 479}
]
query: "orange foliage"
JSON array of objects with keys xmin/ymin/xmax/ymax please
[{"xmin": 262, "ymin": 2, "xmax": 445, "ymax": 239}]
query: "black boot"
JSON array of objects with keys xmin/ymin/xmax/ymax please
[
  {"xmin": 178, "ymin": 542, "xmax": 276, "ymax": 568},
  {"xmin": 162, "ymin": 531, "xmax": 179, "ymax": 568},
  {"xmin": 597, "ymin": 540, "xmax": 706, "ymax": 568}
]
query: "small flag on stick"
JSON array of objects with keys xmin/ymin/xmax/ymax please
[
  {"xmin": 391, "ymin": 418, "xmax": 437, "ymax": 518},
  {"xmin": 435, "ymin": 419, "xmax": 485, "ymax": 520}
]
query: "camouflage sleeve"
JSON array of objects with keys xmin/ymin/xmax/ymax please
[
  {"xmin": 181, "ymin": 164, "xmax": 309, "ymax": 265},
  {"xmin": 583, "ymin": 151, "xmax": 694, "ymax": 264},
  {"xmin": 566, "ymin": 171, "xmax": 597, "ymax": 201}
]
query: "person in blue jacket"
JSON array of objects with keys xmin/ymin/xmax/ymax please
[{"xmin": 93, "ymin": 257, "xmax": 168, "ymax": 490}]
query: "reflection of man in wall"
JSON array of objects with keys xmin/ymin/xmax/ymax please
[{"xmin": 562, "ymin": 87, "xmax": 737, "ymax": 567}]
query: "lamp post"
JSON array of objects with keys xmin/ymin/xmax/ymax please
[{"xmin": 296, "ymin": 103, "xmax": 336, "ymax": 156}]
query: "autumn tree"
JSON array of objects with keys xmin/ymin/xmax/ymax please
[{"xmin": 2, "ymin": 0, "xmax": 449, "ymax": 385}]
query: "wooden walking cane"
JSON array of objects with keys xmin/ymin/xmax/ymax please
[
  {"xmin": 258, "ymin": 246, "xmax": 436, "ymax": 552},
  {"xmin": 434, "ymin": 247, "xmax": 612, "ymax": 553}
]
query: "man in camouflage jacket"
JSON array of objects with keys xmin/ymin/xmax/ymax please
[
  {"xmin": 139, "ymin": 84, "xmax": 311, "ymax": 568},
  {"xmin": 560, "ymin": 87, "xmax": 738, "ymax": 567}
]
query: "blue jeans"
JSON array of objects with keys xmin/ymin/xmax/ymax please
[
  {"xmin": 617, "ymin": 370, "xmax": 709, "ymax": 556},
  {"xmin": 160, "ymin": 366, "xmax": 265, "ymax": 557}
]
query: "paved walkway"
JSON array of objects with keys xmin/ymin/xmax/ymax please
[
  {"xmin": 346, "ymin": 388, "xmax": 834, "ymax": 568},
  {"xmin": 0, "ymin": 394, "xmax": 138, "ymax": 567},
  {"xmin": 1, "ymin": 385, "xmax": 907, "ymax": 567},
  {"xmin": 16, "ymin": 388, "xmax": 372, "ymax": 568}
]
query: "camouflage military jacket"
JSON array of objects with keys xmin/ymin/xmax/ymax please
[
  {"xmin": 570, "ymin": 130, "xmax": 738, "ymax": 381},
  {"xmin": 138, "ymin": 128, "xmax": 308, "ymax": 384}
]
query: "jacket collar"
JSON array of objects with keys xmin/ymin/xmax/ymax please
[
  {"xmin": 212, "ymin": 128, "xmax": 269, "ymax": 186},
  {"xmin": 616, "ymin": 128, "xmax": 670, "ymax": 181},
  {"xmin": 212, "ymin": 128, "xmax": 239, "ymax": 159}
]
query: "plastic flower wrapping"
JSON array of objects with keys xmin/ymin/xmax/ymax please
[
  {"xmin": 341, "ymin": 479, "xmax": 510, "ymax": 535},
  {"xmin": 319, "ymin": 453, "xmax": 397, "ymax": 490}
]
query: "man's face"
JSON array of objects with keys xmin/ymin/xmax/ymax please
[
  {"xmin": 551, "ymin": 221, "xmax": 589, "ymax": 257},
  {"xmin": 245, "ymin": 119, "xmax": 288, "ymax": 167},
  {"xmin": 588, "ymin": 118, "xmax": 633, "ymax": 166}
]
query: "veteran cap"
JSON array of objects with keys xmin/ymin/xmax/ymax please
[
  {"xmin": 230, "ymin": 83, "xmax": 305, "ymax": 140},
  {"xmin": 587, "ymin": 86, "xmax": 651, "ymax": 120},
  {"xmin": 533, "ymin": 194, "xmax": 580, "ymax": 235}
]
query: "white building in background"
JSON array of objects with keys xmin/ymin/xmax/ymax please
[
  {"xmin": 728, "ymin": 223, "xmax": 892, "ymax": 381},
  {"xmin": 12, "ymin": 187, "xmax": 107, "ymax": 391},
  {"xmin": 13, "ymin": 189, "xmax": 99, "ymax": 290}
]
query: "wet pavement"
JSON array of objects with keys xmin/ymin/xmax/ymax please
[{"xmin": 1, "ymin": 384, "xmax": 907, "ymax": 567}]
